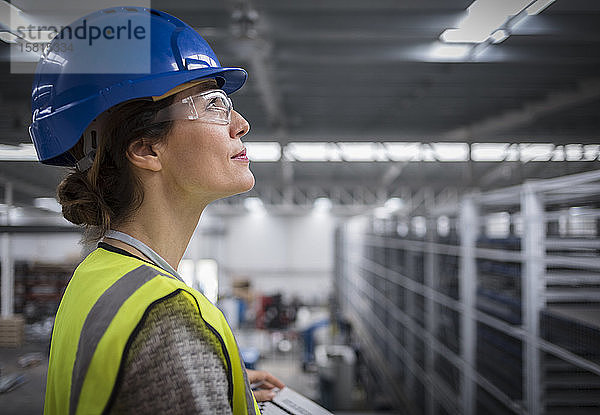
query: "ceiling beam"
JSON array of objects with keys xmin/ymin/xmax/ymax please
[
  {"xmin": 378, "ymin": 162, "xmax": 408, "ymax": 191},
  {"xmin": 476, "ymin": 161, "xmax": 519, "ymax": 189}
]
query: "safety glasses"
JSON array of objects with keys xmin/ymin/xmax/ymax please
[{"xmin": 153, "ymin": 89, "xmax": 233, "ymax": 125}]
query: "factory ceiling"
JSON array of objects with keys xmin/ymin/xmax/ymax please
[{"xmin": 0, "ymin": 0, "xmax": 599, "ymax": 211}]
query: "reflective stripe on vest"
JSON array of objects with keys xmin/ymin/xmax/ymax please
[
  {"xmin": 69, "ymin": 265, "xmax": 176, "ymax": 414},
  {"xmin": 44, "ymin": 247, "xmax": 260, "ymax": 415}
]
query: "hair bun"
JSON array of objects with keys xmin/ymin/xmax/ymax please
[{"xmin": 57, "ymin": 171, "xmax": 105, "ymax": 227}]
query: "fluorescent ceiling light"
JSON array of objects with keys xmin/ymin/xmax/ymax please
[
  {"xmin": 509, "ymin": 11, "xmax": 530, "ymax": 30},
  {"xmin": 432, "ymin": 143, "xmax": 469, "ymax": 161},
  {"xmin": 374, "ymin": 197, "xmax": 404, "ymax": 219},
  {"xmin": 519, "ymin": 143, "xmax": 554, "ymax": 162},
  {"xmin": 285, "ymin": 143, "xmax": 326, "ymax": 161},
  {"xmin": 565, "ymin": 144, "xmax": 583, "ymax": 161},
  {"xmin": 326, "ymin": 143, "xmax": 343, "ymax": 161},
  {"xmin": 471, "ymin": 143, "xmax": 509, "ymax": 161},
  {"xmin": 245, "ymin": 142, "xmax": 281, "ymax": 162},
  {"xmin": 338, "ymin": 143, "xmax": 383, "ymax": 161},
  {"xmin": 384, "ymin": 142, "xmax": 421, "ymax": 161},
  {"xmin": 428, "ymin": 43, "xmax": 471, "ymax": 60},
  {"xmin": 285, "ymin": 143, "xmax": 340, "ymax": 162},
  {"xmin": 568, "ymin": 207, "xmax": 587, "ymax": 216},
  {"xmin": 437, "ymin": 216, "xmax": 450, "ymax": 237},
  {"xmin": 440, "ymin": 0, "xmax": 531, "ymax": 44},
  {"xmin": 551, "ymin": 146, "xmax": 565, "ymax": 162},
  {"xmin": 0, "ymin": 144, "xmax": 38, "ymax": 161},
  {"xmin": 526, "ymin": 0, "xmax": 556, "ymax": 15},
  {"xmin": 412, "ymin": 216, "xmax": 427, "ymax": 237},
  {"xmin": 396, "ymin": 221, "xmax": 409, "ymax": 237},
  {"xmin": 506, "ymin": 144, "xmax": 520, "ymax": 161},
  {"xmin": 18, "ymin": 29, "xmax": 58, "ymax": 44},
  {"xmin": 421, "ymin": 144, "xmax": 436, "ymax": 162},
  {"xmin": 583, "ymin": 145, "xmax": 600, "ymax": 161},
  {"xmin": 313, "ymin": 197, "xmax": 332, "ymax": 213},
  {"xmin": 0, "ymin": 3, "xmax": 56, "ymax": 44},
  {"xmin": 489, "ymin": 29, "xmax": 509, "ymax": 44},
  {"xmin": 244, "ymin": 197, "xmax": 266, "ymax": 216},
  {"xmin": 0, "ymin": 2, "xmax": 28, "ymax": 33},
  {"xmin": 244, "ymin": 197, "xmax": 264, "ymax": 209},
  {"xmin": 440, "ymin": 29, "xmax": 486, "ymax": 44},
  {"xmin": 0, "ymin": 31, "xmax": 21, "ymax": 44},
  {"xmin": 384, "ymin": 197, "xmax": 403, "ymax": 211},
  {"xmin": 3, "ymin": 141, "xmax": 593, "ymax": 164}
]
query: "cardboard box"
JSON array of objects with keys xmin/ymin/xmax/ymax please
[{"xmin": 0, "ymin": 315, "xmax": 25, "ymax": 347}]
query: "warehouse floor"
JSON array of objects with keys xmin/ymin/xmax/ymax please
[
  {"xmin": 1, "ymin": 348, "xmax": 313, "ymax": 414},
  {"xmin": 0, "ymin": 341, "xmax": 48, "ymax": 415},
  {"xmin": 0, "ymin": 332, "xmax": 397, "ymax": 414}
]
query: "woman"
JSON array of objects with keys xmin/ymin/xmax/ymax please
[{"xmin": 29, "ymin": 6, "xmax": 283, "ymax": 414}]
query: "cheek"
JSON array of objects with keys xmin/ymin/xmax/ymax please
[{"xmin": 171, "ymin": 125, "xmax": 231, "ymax": 178}]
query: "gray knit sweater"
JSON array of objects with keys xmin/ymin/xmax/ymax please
[{"xmin": 108, "ymin": 291, "xmax": 233, "ymax": 414}]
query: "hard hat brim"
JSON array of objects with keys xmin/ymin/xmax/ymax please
[{"xmin": 141, "ymin": 66, "xmax": 248, "ymax": 97}]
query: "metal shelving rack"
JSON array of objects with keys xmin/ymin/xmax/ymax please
[{"xmin": 335, "ymin": 169, "xmax": 600, "ymax": 415}]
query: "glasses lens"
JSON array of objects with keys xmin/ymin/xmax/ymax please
[
  {"xmin": 193, "ymin": 90, "xmax": 232, "ymax": 124},
  {"xmin": 152, "ymin": 89, "xmax": 232, "ymax": 125}
]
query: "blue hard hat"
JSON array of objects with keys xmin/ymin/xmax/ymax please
[{"xmin": 29, "ymin": 6, "xmax": 247, "ymax": 166}]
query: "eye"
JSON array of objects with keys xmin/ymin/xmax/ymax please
[
  {"xmin": 208, "ymin": 96, "xmax": 223, "ymax": 106},
  {"xmin": 206, "ymin": 96, "xmax": 228, "ymax": 111}
]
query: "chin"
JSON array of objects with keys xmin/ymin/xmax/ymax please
[
  {"xmin": 235, "ymin": 174, "xmax": 256, "ymax": 195},
  {"xmin": 218, "ymin": 174, "xmax": 256, "ymax": 200}
]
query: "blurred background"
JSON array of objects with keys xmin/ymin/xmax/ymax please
[{"xmin": 1, "ymin": 0, "xmax": 600, "ymax": 414}]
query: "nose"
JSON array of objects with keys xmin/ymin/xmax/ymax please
[{"xmin": 230, "ymin": 110, "xmax": 250, "ymax": 139}]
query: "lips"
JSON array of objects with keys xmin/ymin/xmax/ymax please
[{"xmin": 231, "ymin": 148, "xmax": 248, "ymax": 160}]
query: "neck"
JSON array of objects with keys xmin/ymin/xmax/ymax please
[{"xmin": 108, "ymin": 180, "xmax": 212, "ymax": 271}]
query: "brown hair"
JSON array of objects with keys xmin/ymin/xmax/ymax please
[{"xmin": 57, "ymin": 97, "xmax": 176, "ymax": 243}]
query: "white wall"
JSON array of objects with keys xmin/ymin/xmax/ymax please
[
  {"xmin": 186, "ymin": 211, "xmax": 338, "ymax": 304},
  {"xmin": 0, "ymin": 209, "xmax": 338, "ymax": 304},
  {"xmin": 0, "ymin": 233, "xmax": 83, "ymax": 264}
]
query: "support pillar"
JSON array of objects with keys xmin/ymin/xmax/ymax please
[
  {"xmin": 1, "ymin": 182, "xmax": 14, "ymax": 318},
  {"xmin": 522, "ymin": 183, "xmax": 545, "ymax": 415},
  {"xmin": 459, "ymin": 196, "xmax": 478, "ymax": 415}
]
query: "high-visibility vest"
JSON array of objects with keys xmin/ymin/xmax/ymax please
[{"xmin": 44, "ymin": 246, "xmax": 260, "ymax": 415}]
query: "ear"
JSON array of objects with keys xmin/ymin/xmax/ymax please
[{"xmin": 126, "ymin": 138, "xmax": 162, "ymax": 172}]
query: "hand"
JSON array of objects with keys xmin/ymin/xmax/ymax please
[{"xmin": 247, "ymin": 369, "xmax": 285, "ymax": 402}]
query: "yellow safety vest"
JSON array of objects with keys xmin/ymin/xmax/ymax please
[{"xmin": 44, "ymin": 246, "xmax": 260, "ymax": 415}]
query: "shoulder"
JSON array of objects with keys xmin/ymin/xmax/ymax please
[
  {"xmin": 108, "ymin": 291, "xmax": 232, "ymax": 414},
  {"xmin": 134, "ymin": 290, "xmax": 227, "ymax": 361}
]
